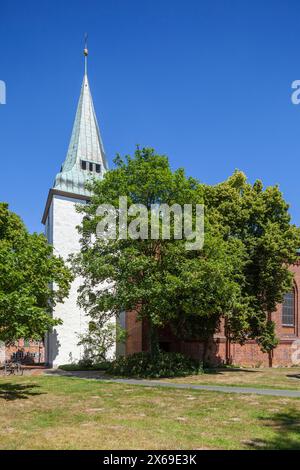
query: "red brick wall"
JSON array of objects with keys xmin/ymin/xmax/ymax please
[
  {"xmin": 274, "ymin": 263, "xmax": 300, "ymax": 338},
  {"xmin": 4, "ymin": 339, "xmax": 44, "ymax": 364},
  {"xmin": 124, "ymin": 261, "xmax": 300, "ymax": 367},
  {"xmin": 125, "ymin": 309, "xmax": 143, "ymax": 355}
]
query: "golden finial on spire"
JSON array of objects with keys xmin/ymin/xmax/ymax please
[
  {"xmin": 84, "ymin": 33, "xmax": 88, "ymax": 75},
  {"xmin": 84, "ymin": 32, "xmax": 88, "ymax": 56}
]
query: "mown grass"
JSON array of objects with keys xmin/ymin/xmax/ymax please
[
  {"xmin": 0, "ymin": 374, "xmax": 300, "ymax": 449},
  {"xmin": 159, "ymin": 366, "xmax": 300, "ymax": 390}
]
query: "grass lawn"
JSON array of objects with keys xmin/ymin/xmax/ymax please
[
  {"xmin": 0, "ymin": 374, "xmax": 300, "ymax": 450},
  {"xmin": 159, "ymin": 367, "xmax": 300, "ymax": 390}
]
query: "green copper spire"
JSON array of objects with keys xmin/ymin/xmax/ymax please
[{"xmin": 54, "ymin": 45, "xmax": 108, "ymax": 196}]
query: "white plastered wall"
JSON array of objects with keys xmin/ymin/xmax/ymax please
[
  {"xmin": 45, "ymin": 194, "xmax": 116, "ymax": 367},
  {"xmin": 0, "ymin": 342, "xmax": 5, "ymax": 363},
  {"xmin": 45, "ymin": 194, "xmax": 86, "ymax": 366}
]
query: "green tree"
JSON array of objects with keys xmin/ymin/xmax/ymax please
[
  {"xmin": 73, "ymin": 149, "xmax": 300, "ymax": 359},
  {"xmin": 0, "ymin": 203, "xmax": 73, "ymax": 342},
  {"xmin": 203, "ymin": 171, "xmax": 300, "ymax": 352},
  {"xmin": 73, "ymin": 148, "xmax": 249, "ymax": 357}
]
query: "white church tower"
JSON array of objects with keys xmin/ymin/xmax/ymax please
[{"xmin": 42, "ymin": 45, "xmax": 109, "ymax": 367}]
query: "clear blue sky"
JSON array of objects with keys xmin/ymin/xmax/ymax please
[{"xmin": 1, "ymin": 0, "xmax": 300, "ymax": 233}]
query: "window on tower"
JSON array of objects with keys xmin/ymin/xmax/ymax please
[{"xmin": 81, "ymin": 160, "xmax": 101, "ymax": 174}]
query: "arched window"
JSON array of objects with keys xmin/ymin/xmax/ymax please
[{"xmin": 282, "ymin": 290, "xmax": 295, "ymax": 327}]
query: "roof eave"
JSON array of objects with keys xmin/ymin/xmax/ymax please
[{"xmin": 41, "ymin": 188, "xmax": 90, "ymax": 225}]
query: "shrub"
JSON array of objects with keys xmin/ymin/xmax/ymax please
[
  {"xmin": 107, "ymin": 351, "xmax": 203, "ymax": 378},
  {"xmin": 77, "ymin": 321, "xmax": 127, "ymax": 364},
  {"xmin": 58, "ymin": 360, "xmax": 111, "ymax": 371}
]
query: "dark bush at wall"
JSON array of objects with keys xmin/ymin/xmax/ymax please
[{"xmin": 107, "ymin": 351, "xmax": 203, "ymax": 378}]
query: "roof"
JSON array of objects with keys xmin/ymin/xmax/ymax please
[{"xmin": 53, "ymin": 72, "xmax": 108, "ymax": 197}]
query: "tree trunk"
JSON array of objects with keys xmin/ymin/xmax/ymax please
[
  {"xmin": 224, "ymin": 318, "xmax": 231, "ymax": 365},
  {"xmin": 202, "ymin": 338, "xmax": 208, "ymax": 366},
  {"xmin": 267, "ymin": 311, "xmax": 273, "ymax": 368},
  {"xmin": 149, "ymin": 321, "xmax": 159, "ymax": 357},
  {"xmin": 268, "ymin": 349, "xmax": 273, "ymax": 368}
]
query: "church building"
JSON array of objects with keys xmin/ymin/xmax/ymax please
[{"xmin": 6, "ymin": 47, "xmax": 296, "ymax": 368}]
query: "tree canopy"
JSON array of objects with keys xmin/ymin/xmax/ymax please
[
  {"xmin": 203, "ymin": 171, "xmax": 300, "ymax": 350},
  {"xmin": 73, "ymin": 148, "xmax": 300, "ymax": 357},
  {"xmin": 0, "ymin": 203, "xmax": 72, "ymax": 342}
]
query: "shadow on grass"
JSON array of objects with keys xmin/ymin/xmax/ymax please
[
  {"xmin": 204, "ymin": 367, "xmax": 260, "ymax": 375},
  {"xmin": 287, "ymin": 374, "xmax": 300, "ymax": 380},
  {"xmin": 0, "ymin": 382, "xmax": 43, "ymax": 401},
  {"xmin": 246, "ymin": 409, "xmax": 300, "ymax": 450},
  {"xmin": 45, "ymin": 369, "xmax": 108, "ymax": 380}
]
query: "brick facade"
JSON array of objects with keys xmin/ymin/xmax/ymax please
[
  {"xmin": 125, "ymin": 309, "xmax": 143, "ymax": 356},
  {"xmin": 2, "ymin": 339, "xmax": 44, "ymax": 364},
  {"xmin": 125, "ymin": 262, "xmax": 300, "ymax": 367}
]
